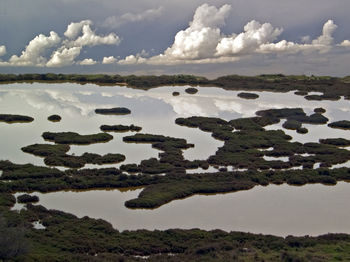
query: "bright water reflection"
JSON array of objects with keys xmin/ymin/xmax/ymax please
[
  {"xmin": 0, "ymin": 82, "xmax": 348, "ymax": 166},
  {"xmin": 1, "ymin": 82, "xmax": 349, "ymax": 235}
]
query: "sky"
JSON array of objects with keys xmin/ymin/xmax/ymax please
[{"xmin": 0, "ymin": 0, "xmax": 350, "ymax": 77}]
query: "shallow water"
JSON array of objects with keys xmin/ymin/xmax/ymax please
[
  {"xmin": 1, "ymin": 82, "xmax": 349, "ymax": 236},
  {"xmin": 32, "ymin": 182, "xmax": 350, "ymax": 237},
  {"xmin": 0, "ymin": 83, "xmax": 348, "ymax": 166}
]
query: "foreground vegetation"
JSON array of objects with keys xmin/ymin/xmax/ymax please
[{"xmin": 1, "ymin": 193, "xmax": 350, "ymax": 261}]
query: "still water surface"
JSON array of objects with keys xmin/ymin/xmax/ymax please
[
  {"xmin": 33, "ymin": 182, "xmax": 350, "ymax": 237},
  {"xmin": 1, "ymin": 82, "xmax": 349, "ymax": 236}
]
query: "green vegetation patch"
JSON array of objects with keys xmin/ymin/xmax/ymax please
[
  {"xmin": 0, "ymin": 160, "xmax": 63, "ymax": 180},
  {"xmin": 256, "ymin": 108, "xmax": 329, "ymax": 124},
  {"xmin": 0, "ymin": 160, "xmax": 146, "ymax": 192},
  {"xmin": 124, "ymin": 168, "xmax": 350, "ymax": 209},
  {"xmin": 95, "ymin": 107, "xmax": 131, "ymax": 115},
  {"xmin": 47, "ymin": 114, "xmax": 61, "ymax": 122},
  {"xmin": 305, "ymin": 94, "xmax": 341, "ymax": 101},
  {"xmin": 100, "ymin": 124, "xmax": 141, "ymax": 132},
  {"xmin": 320, "ymin": 138, "xmax": 350, "ymax": 147},
  {"xmin": 237, "ymin": 92, "xmax": 259, "ymax": 99},
  {"xmin": 294, "ymin": 91, "xmax": 308, "ymax": 96},
  {"xmin": 122, "ymin": 133, "xmax": 199, "ymax": 174},
  {"xmin": 42, "ymin": 131, "xmax": 113, "ymax": 145},
  {"xmin": 175, "ymin": 112, "xmax": 348, "ymax": 171},
  {"xmin": 185, "ymin": 87, "xmax": 198, "ymax": 94},
  {"xmin": 314, "ymin": 107, "xmax": 326, "ymax": 114},
  {"xmin": 328, "ymin": 120, "xmax": 350, "ymax": 130},
  {"xmin": 22, "ymin": 144, "xmax": 70, "ymax": 157},
  {"xmin": 282, "ymin": 119, "xmax": 302, "ymax": 130},
  {"xmin": 0, "ymin": 114, "xmax": 34, "ymax": 124},
  {"xmin": 22, "ymin": 143, "xmax": 125, "ymax": 168},
  {"xmin": 44, "ymin": 153, "xmax": 126, "ymax": 169},
  {"xmin": 17, "ymin": 194, "xmax": 39, "ymax": 203},
  {"xmin": 125, "ymin": 174, "xmax": 256, "ymax": 208},
  {"xmin": 256, "ymin": 108, "xmax": 328, "ymax": 134}
]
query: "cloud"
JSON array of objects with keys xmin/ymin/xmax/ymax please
[
  {"xmin": 47, "ymin": 21, "xmax": 120, "ymax": 67},
  {"xmin": 78, "ymin": 58, "xmax": 97, "ymax": 65},
  {"xmin": 301, "ymin": 36, "xmax": 311, "ymax": 44},
  {"xmin": 257, "ymin": 20, "xmax": 338, "ymax": 54},
  {"xmin": 118, "ymin": 4, "xmax": 349, "ymax": 66},
  {"xmin": 48, "ymin": 21, "xmax": 120, "ymax": 67},
  {"xmin": 117, "ymin": 50, "xmax": 149, "ymax": 65},
  {"xmin": 216, "ymin": 20, "xmax": 283, "ymax": 56},
  {"xmin": 118, "ymin": 54, "xmax": 147, "ymax": 65},
  {"xmin": 46, "ymin": 46, "xmax": 82, "ymax": 67},
  {"xmin": 340, "ymin": 40, "xmax": 350, "ymax": 47},
  {"xmin": 102, "ymin": 56, "xmax": 117, "ymax": 64},
  {"xmin": 102, "ymin": 7, "xmax": 163, "ymax": 29},
  {"xmin": 312, "ymin": 20, "xmax": 337, "ymax": 46},
  {"xmin": 69, "ymin": 24, "xmax": 120, "ymax": 47},
  {"xmin": 8, "ymin": 31, "xmax": 61, "ymax": 66},
  {"xmin": 0, "ymin": 20, "xmax": 121, "ymax": 67},
  {"xmin": 64, "ymin": 20, "xmax": 92, "ymax": 39},
  {"xmin": 0, "ymin": 46, "xmax": 6, "ymax": 57},
  {"xmin": 160, "ymin": 4, "xmax": 231, "ymax": 61},
  {"xmin": 118, "ymin": 4, "xmax": 231, "ymax": 65}
]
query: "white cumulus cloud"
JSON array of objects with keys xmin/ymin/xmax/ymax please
[
  {"xmin": 118, "ymin": 4, "xmax": 349, "ymax": 66},
  {"xmin": 161, "ymin": 4, "xmax": 231, "ymax": 61},
  {"xmin": 0, "ymin": 20, "xmax": 120, "ymax": 67},
  {"xmin": 46, "ymin": 46, "xmax": 82, "ymax": 67},
  {"xmin": 102, "ymin": 56, "xmax": 117, "ymax": 64},
  {"xmin": 102, "ymin": 7, "xmax": 163, "ymax": 29},
  {"xmin": 312, "ymin": 20, "xmax": 337, "ymax": 46},
  {"xmin": 64, "ymin": 20, "xmax": 92, "ymax": 39},
  {"xmin": 118, "ymin": 50, "xmax": 149, "ymax": 65},
  {"xmin": 69, "ymin": 24, "xmax": 120, "ymax": 47},
  {"xmin": 0, "ymin": 45, "xmax": 6, "ymax": 57},
  {"xmin": 8, "ymin": 31, "xmax": 61, "ymax": 66},
  {"xmin": 78, "ymin": 58, "xmax": 97, "ymax": 65},
  {"xmin": 216, "ymin": 20, "xmax": 283, "ymax": 56},
  {"xmin": 118, "ymin": 54, "xmax": 147, "ymax": 65},
  {"xmin": 340, "ymin": 40, "xmax": 350, "ymax": 47},
  {"xmin": 47, "ymin": 21, "xmax": 121, "ymax": 67}
]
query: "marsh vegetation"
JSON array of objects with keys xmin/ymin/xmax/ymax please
[
  {"xmin": 0, "ymin": 76, "xmax": 350, "ymax": 261},
  {"xmin": 95, "ymin": 107, "xmax": 131, "ymax": 115},
  {"xmin": 0, "ymin": 114, "xmax": 34, "ymax": 124},
  {"xmin": 47, "ymin": 115, "xmax": 61, "ymax": 122}
]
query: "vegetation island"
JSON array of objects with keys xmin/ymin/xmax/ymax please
[
  {"xmin": 237, "ymin": 92, "xmax": 259, "ymax": 99},
  {"xmin": 0, "ymin": 114, "xmax": 34, "ymax": 124},
  {"xmin": 47, "ymin": 115, "xmax": 62, "ymax": 122},
  {"xmin": 95, "ymin": 107, "xmax": 131, "ymax": 115}
]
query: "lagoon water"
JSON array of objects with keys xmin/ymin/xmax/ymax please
[
  {"xmin": 33, "ymin": 182, "xmax": 350, "ymax": 237},
  {"xmin": 1, "ymin": 82, "xmax": 349, "ymax": 236}
]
